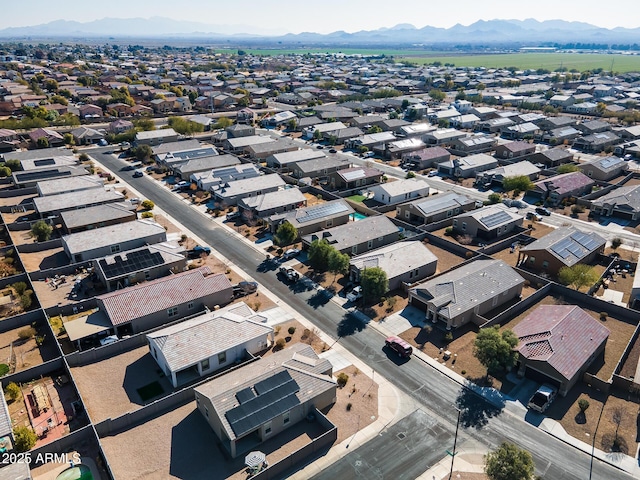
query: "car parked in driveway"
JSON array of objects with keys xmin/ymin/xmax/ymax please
[
  {"xmin": 282, "ymin": 248, "xmax": 301, "ymax": 260},
  {"xmin": 527, "ymin": 384, "xmax": 557, "ymax": 413},
  {"xmin": 133, "ymin": 170, "xmax": 144, "ymax": 178},
  {"xmin": 346, "ymin": 285, "xmax": 363, "ymax": 302},
  {"xmin": 99, "ymin": 335, "xmax": 119, "ymax": 346},
  {"xmin": 526, "ymin": 211, "xmax": 543, "ymax": 221}
]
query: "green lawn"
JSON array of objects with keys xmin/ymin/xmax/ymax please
[
  {"xmin": 346, "ymin": 194, "xmax": 367, "ymax": 203},
  {"xmin": 137, "ymin": 381, "xmax": 164, "ymax": 402},
  {"xmin": 398, "ymin": 53, "xmax": 640, "ymax": 72}
]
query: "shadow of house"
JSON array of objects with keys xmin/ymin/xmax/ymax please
[{"xmin": 122, "ymin": 352, "xmax": 172, "ymax": 406}]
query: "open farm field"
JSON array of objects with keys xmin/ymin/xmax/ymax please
[{"xmin": 213, "ymin": 47, "xmax": 442, "ymax": 56}]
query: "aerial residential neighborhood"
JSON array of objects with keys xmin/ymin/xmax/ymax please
[{"xmin": 0, "ymin": 7, "xmax": 639, "ymax": 480}]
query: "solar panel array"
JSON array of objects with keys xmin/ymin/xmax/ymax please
[
  {"xmin": 300, "ymin": 202, "xmax": 349, "ymax": 222},
  {"xmin": 99, "ymin": 249, "xmax": 166, "ymax": 279},
  {"xmin": 342, "ymin": 170, "xmax": 366, "ymax": 182},
  {"xmin": 479, "ymin": 210, "xmax": 511, "ymax": 228},
  {"xmin": 17, "ymin": 170, "xmax": 71, "ymax": 182},
  {"xmin": 599, "ymin": 157, "xmax": 620, "ymax": 169},
  {"xmin": 226, "ymin": 371, "xmax": 300, "ymax": 437},
  {"xmin": 571, "ymin": 231, "xmax": 601, "ymax": 251},
  {"xmin": 235, "ymin": 387, "xmax": 256, "ymax": 405},
  {"xmin": 549, "ymin": 231, "xmax": 599, "ymax": 260}
]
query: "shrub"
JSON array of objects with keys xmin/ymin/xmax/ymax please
[
  {"xmin": 141, "ymin": 211, "xmax": 154, "ymax": 218},
  {"xmin": 444, "ymin": 332, "xmax": 453, "ymax": 344},
  {"xmin": 18, "ymin": 327, "xmax": 35, "ymax": 340},
  {"xmin": 346, "ymin": 402, "xmax": 352, "ymax": 411},
  {"xmin": 336, "ymin": 372, "xmax": 349, "ymax": 388},
  {"xmin": 301, "ymin": 328, "xmax": 311, "ymax": 339},
  {"xmin": 405, "ymin": 171, "xmax": 416, "ymax": 179},
  {"xmin": 457, "ymin": 234, "xmax": 473, "ymax": 245},
  {"xmin": 4, "ymin": 382, "xmax": 20, "ymax": 401},
  {"xmin": 465, "ymin": 251, "xmax": 473, "ymax": 259},
  {"xmin": 13, "ymin": 426, "xmax": 36, "ymax": 452},
  {"xmin": 578, "ymin": 398, "xmax": 590, "ymax": 413},
  {"xmin": 600, "ymin": 311, "xmax": 607, "ymax": 321},
  {"xmin": 274, "ymin": 326, "xmax": 281, "ymax": 336},
  {"xmin": 287, "ymin": 326, "xmax": 296, "ymax": 335},
  {"xmin": 141, "ymin": 199, "xmax": 155, "ymax": 210},
  {"xmin": 20, "ymin": 294, "xmax": 32, "ymax": 310},
  {"xmin": 274, "ymin": 338, "xmax": 286, "ymax": 350},
  {"xmin": 571, "ymin": 204, "xmax": 585, "ymax": 215},
  {"xmin": 180, "ymin": 234, "xmax": 187, "ymax": 243},
  {"xmin": 444, "ymin": 227, "xmax": 453, "ymax": 236}
]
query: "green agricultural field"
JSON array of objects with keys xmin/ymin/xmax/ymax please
[
  {"xmin": 213, "ymin": 47, "xmax": 439, "ymax": 56},
  {"xmin": 398, "ymin": 53, "xmax": 640, "ymax": 72}
]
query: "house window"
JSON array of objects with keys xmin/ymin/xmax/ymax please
[
  {"xmin": 447, "ymin": 210, "xmax": 453, "ymax": 217},
  {"xmin": 144, "ymin": 271, "xmax": 151, "ymax": 280},
  {"xmin": 110, "ymin": 245, "xmax": 121, "ymax": 254},
  {"xmin": 218, "ymin": 351, "xmax": 226, "ymax": 364},
  {"xmin": 283, "ymin": 411, "xmax": 290, "ymax": 425},
  {"xmin": 529, "ymin": 256, "xmax": 536, "ymax": 264},
  {"xmin": 453, "ymin": 219, "xmax": 458, "ymax": 227},
  {"xmin": 204, "ymin": 407, "xmax": 209, "ymax": 418},
  {"xmin": 381, "ymin": 194, "xmax": 385, "ymax": 201},
  {"xmin": 492, "ymin": 296, "xmax": 499, "ymax": 307},
  {"xmin": 264, "ymin": 421, "xmax": 272, "ymax": 435},
  {"xmin": 367, "ymin": 240, "xmax": 373, "ymax": 249},
  {"xmin": 542, "ymin": 261, "xmax": 549, "ymax": 269},
  {"xmin": 167, "ymin": 306, "xmax": 178, "ymax": 318},
  {"xmin": 352, "ymin": 246, "xmax": 357, "ymax": 254},
  {"xmin": 201, "ymin": 358, "xmax": 210, "ymax": 371},
  {"xmin": 326, "ymin": 219, "xmax": 333, "ymax": 227},
  {"xmin": 188, "ymin": 302, "xmax": 194, "ymax": 310},
  {"xmin": 461, "ymin": 222, "xmax": 467, "ymax": 231},
  {"xmin": 405, "ymin": 210, "xmax": 410, "ymax": 219}
]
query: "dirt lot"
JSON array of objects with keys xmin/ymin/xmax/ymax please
[
  {"xmin": 71, "ymin": 345, "xmax": 173, "ymax": 424},
  {"xmin": 20, "ymin": 247, "xmax": 69, "ymax": 272},
  {"xmin": 262, "ymin": 320, "xmax": 328, "ymax": 357},
  {"xmin": 422, "ymin": 240, "xmax": 468, "ymax": 274},
  {"xmin": 549, "ymin": 385, "xmax": 640, "ymax": 458},
  {"xmin": 0, "ymin": 325, "xmax": 58, "ymax": 374},
  {"xmin": 0, "ymin": 193, "xmax": 36, "ymax": 209}
]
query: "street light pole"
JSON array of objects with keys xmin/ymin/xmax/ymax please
[
  {"xmin": 448, "ymin": 407, "xmax": 461, "ymax": 480},
  {"xmin": 589, "ymin": 401, "xmax": 605, "ymax": 480}
]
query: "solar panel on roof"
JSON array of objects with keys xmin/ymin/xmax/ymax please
[
  {"xmin": 300, "ymin": 202, "xmax": 349, "ymax": 223},
  {"xmin": 235, "ymin": 387, "xmax": 256, "ymax": 404},
  {"xmin": 570, "ymin": 231, "xmax": 600, "ymax": 251},
  {"xmin": 254, "ymin": 370, "xmax": 292, "ymax": 395},
  {"xmin": 99, "ymin": 249, "xmax": 165, "ymax": 279},
  {"xmin": 479, "ymin": 210, "xmax": 511, "ymax": 228},
  {"xmin": 550, "ymin": 238, "xmax": 574, "ymax": 259}
]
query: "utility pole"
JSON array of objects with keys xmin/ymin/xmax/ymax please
[{"xmin": 447, "ymin": 407, "xmax": 461, "ymax": 480}]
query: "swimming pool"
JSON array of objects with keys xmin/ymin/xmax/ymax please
[
  {"xmin": 56, "ymin": 464, "xmax": 93, "ymax": 480},
  {"xmin": 350, "ymin": 213, "xmax": 367, "ymax": 221}
]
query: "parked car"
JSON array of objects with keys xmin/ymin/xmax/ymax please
[
  {"xmin": 233, "ymin": 281, "xmax": 258, "ymax": 298},
  {"xmin": 98, "ymin": 139, "xmax": 108, "ymax": 146},
  {"xmin": 527, "ymin": 384, "xmax": 558, "ymax": 413},
  {"xmin": 427, "ymin": 170, "xmax": 438, "ymax": 177},
  {"xmin": 99, "ymin": 335, "xmax": 119, "ymax": 346},
  {"xmin": 385, "ymin": 336, "xmax": 413, "ymax": 358},
  {"xmin": 187, "ymin": 245, "xmax": 211, "ymax": 259},
  {"xmin": 282, "ymin": 248, "xmax": 301, "ymax": 260},
  {"xmin": 172, "ymin": 181, "xmax": 190, "ymax": 191},
  {"xmin": 278, "ymin": 266, "xmax": 300, "ymax": 282},
  {"xmin": 226, "ymin": 210, "xmax": 241, "ymax": 221},
  {"xmin": 346, "ymin": 285, "xmax": 363, "ymax": 302},
  {"xmin": 535, "ymin": 207, "xmax": 551, "ymax": 216},
  {"xmin": 329, "ymin": 148, "xmax": 337, "ymax": 153},
  {"xmin": 133, "ymin": 170, "xmax": 144, "ymax": 178},
  {"xmin": 526, "ymin": 211, "xmax": 543, "ymax": 221}
]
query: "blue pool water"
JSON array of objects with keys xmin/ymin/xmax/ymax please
[{"xmin": 351, "ymin": 213, "xmax": 367, "ymax": 221}]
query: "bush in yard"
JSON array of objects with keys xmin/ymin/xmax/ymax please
[
  {"xmin": 611, "ymin": 237, "xmax": 622, "ymax": 251},
  {"xmin": 336, "ymin": 372, "xmax": 349, "ymax": 388},
  {"xmin": 4, "ymin": 382, "xmax": 20, "ymax": 401},
  {"xmin": 30, "ymin": 220, "xmax": 53, "ymax": 242},
  {"xmin": 20, "ymin": 293, "xmax": 32, "ymax": 310},
  {"xmin": 445, "ymin": 227, "xmax": 453, "ymax": 236},
  {"xmin": 346, "ymin": 402, "xmax": 352, "ymax": 411},
  {"xmin": 487, "ymin": 193, "xmax": 501, "ymax": 204},
  {"xmin": 274, "ymin": 338, "xmax": 286, "ymax": 350},
  {"xmin": 141, "ymin": 211, "xmax": 153, "ymax": 218},
  {"xmin": 578, "ymin": 399, "xmax": 590, "ymax": 413},
  {"xmin": 361, "ymin": 267, "xmax": 388, "ymax": 303},
  {"xmin": 288, "ymin": 326, "xmax": 296, "ymax": 335},
  {"xmin": 274, "ymin": 221, "xmax": 298, "ymax": 246},
  {"xmin": 600, "ymin": 311, "xmax": 607, "ymax": 320},
  {"xmin": 571, "ymin": 204, "xmax": 585, "ymax": 215},
  {"xmin": 13, "ymin": 426, "xmax": 37, "ymax": 452},
  {"xmin": 444, "ymin": 331, "xmax": 453, "ymax": 344},
  {"xmin": 141, "ymin": 199, "xmax": 155, "ymax": 210},
  {"xmin": 12, "ymin": 282, "xmax": 27, "ymax": 295},
  {"xmin": 473, "ymin": 326, "xmax": 518, "ymax": 375},
  {"xmin": 405, "ymin": 171, "xmax": 416, "ymax": 179},
  {"xmin": 18, "ymin": 327, "xmax": 35, "ymax": 340}
]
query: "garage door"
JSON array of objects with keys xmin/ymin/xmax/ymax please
[{"xmin": 523, "ymin": 365, "xmax": 562, "ymax": 389}]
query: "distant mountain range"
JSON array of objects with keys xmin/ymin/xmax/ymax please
[{"xmin": 1, "ymin": 17, "xmax": 639, "ymax": 45}]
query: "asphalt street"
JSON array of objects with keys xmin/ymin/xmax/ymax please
[{"xmin": 91, "ymin": 148, "xmax": 634, "ymax": 480}]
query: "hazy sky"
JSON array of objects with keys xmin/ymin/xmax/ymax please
[{"xmin": 1, "ymin": 0, "xmax": 636, "ymax": 33}]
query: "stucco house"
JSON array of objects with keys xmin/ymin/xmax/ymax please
[
  {"xmin": 452, "ymin": 204, "xmax": 523, "ymax": 240},
  {"xmin": 369, "ymin": 178, "xmax": 430, "ymax": 205},
  {"xmin": 396, "ymin": 192, "xmax": 477, "ymax": 225},
  {"xmin": 590, "ymin": 184, "xmax": 640, "ymax": 220}
]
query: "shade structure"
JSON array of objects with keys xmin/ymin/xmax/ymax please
[{"xmin": 245, "ymin": 451, "xmax": 266, "ymax": 468}]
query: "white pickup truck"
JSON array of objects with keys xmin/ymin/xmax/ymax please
[{"xmin": 527, "ymin": 384, "xmax": 558, "ymax": 413}]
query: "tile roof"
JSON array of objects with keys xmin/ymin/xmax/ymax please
[
  {"xmin": 98, "ymin": 267, "xmax": 232, "ymax": 326},
  {"xmin": 592, "ymin": 184, "xmax": 640, "ymax": 212},
  {"xmin": 520, "ymin": 227, "xmax": 605, "ymax": 267},
  {"xmin": 534, "ymin": 171, "xmax": 594, "ymax": 195},
  {"xmin": 350, "ymin": 241, "xmax": 437, "ymax": 279},
  {"xmin": 410, "ymin": 192, "xmax": 474, "ymax": 217},
  {"xmin": 513, "ymin": 305, "xmax": 610, "ymax": 381},
  {"xmin": 147, "ymin": 302, "xmax": 273, "ymax": 372},
  {"xmin": 303, "ymin": 216, "xmax": 398, "ymax": 251}
]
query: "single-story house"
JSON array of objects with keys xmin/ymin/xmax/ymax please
[
  {"xmin": 328, "ymin": 167, "xmax": 383, "ymax": 190},
  {"xmin": 384, "ymin": 138, "xmax": 426, "ymax": 160},
  {"xmin": 400, "ymin": 147, "xmax": 450, "ymax": 170},
  {"xmin": 531, "ymin": 148, "xmax": 574, "ymax": 167},
  {"xmin": 578, "ymin": 156, "xmax": 628, "ymax": 182},
  {"xmin": 152, "ymin": 139, "xmax": 202, "ymax": 156},
  {"xmin": 172, "ymin": 154, "xmax": 240, "ymax": 181},
  {"xmin": 60, "ymin": 202, "xmax": 136, "ymax": 234},
  {"xmin": 292, "ymin": 156, "xmax": 351, "ymax": 180},
  {"xmin": 135, "ymin": 128, "xmax": 179, "ymax": 146},
  {"xmin": 226, "ymin": 124, "xmax": 255, "ymax": 139},
  {"xmin": 475, "ymin": 161, "xmax": 540, "ymax": 187},
  {"xmin": 369, "ymin": 178, "xmax": 430, "ymax": 205},
  {"xmin": 438, "ymin": 153, "xmax": 498, "ymax": 178},
  {"xmin": 424, "ymin": 128, "xmax": 467, "ymax": 146},
  {"xmin": 302, "ymin": 215, "xmax": 399, "ymax": 256},
  {"xmin": 518, "ymin": 227, "xmax": 605, "ymax": 274},
  {"xmin": 29, "ymin": 128, "xmax": 64, "ymax": 146},
  {"xmin": 71, "ymin": 126, "xmax": 105, "ymax": 145},
  {"xmin": 238, "ymin": 188, "xmax": 307, "ymax": 218},
  {"xmin": 576, "ymin": 120, "xmax": 611, "ymax": 135},
  {"xmin": 193, "ymin": 164, "xmax": 259, "ymax": 192},
  {"xmin": 156, "ymin": 147, "xmax": 218, "ymax": 169},
  {"xmin": 36, "ymin": 175, "xmax": 104, "ymax": 197},
  {"xmin": 148, "ymin": 301, "xmax": 274, "ymax": 388},
  {"xmin": 345, "ymin": 131, "xmax": 396, "ymax": 151},
  {"xmin": 78, "ymin": 104, "xmax": 103, "ymax": 119},
  {"xmin": 532, "ymin": 171, "xmax": 595, "ymax": 205},
  {"xmin": 62, "ymin": 219, "xmax": 167, "ymax": 263},
  {"xmin": 572, "ymin": 131, "xmax": 620, "ymax": 153},
  {"xmin": 452, "ymin": 204, "xmax": 523, "ymax": 240},
  {"xmin": 449, "ymin": 134, "xmax": 497, "ymax": 156},
  {"xmin": 409, "ymin": 259, "xmax": 525, "ymax": 330},
  {"xmin": 33, "ymin": 188, "xmax": 125, "ymax": 217},
  {"xmin": 194, "ymin": 343, "xmax": 336, "ymax": 458},
  {"xmin": 513, "ymin": 305, "xmax": 609, "ymax": 396},
  {"xmin": 350, "ymin": 241, "xmax": 437, "ymax": 291},
  {"xmin": 322, "ymin": 126, "xmax": 364, "ymax": 144},
  {"xmin": 396, "ymin": 192, "xmax": 477, "ymax": 224},
  {"xmin": 494, "ymin": 141, "xmax": 536, "ymax": 162},
  {"xmin": 266, "ymin": 149, "xmax": 325, "ymax": 170},
  {"xmin": 591, "ymin": 184, "xmax": 640, "ymax": 220},
  {"xmin": 541, "ymin": 127, "xmax": 581, "ymax": 145},
  {"xmin": 109, "ymin": 119, "xmax": 134, "ymax": 133},
  {"xmin": 247, "ymin": 138, "xmax": 299, "ymax": 160},
  {"xmin": 302, "ymin": 121, "xmax": 347, "ymax": 140},
  {"xmin": 501, "ymin": 122, "xmax": 540, "ymax": 140},
  {"xmin": 224, "ymin": 135, "xmax": 274, "ymax": 154},
  {"xmin": 92, "ymin": 241, "xmax": 187, "ymax": 292},
  {"xmin": 12, "ymin": 165, "xmax": 89, "ymax": 188},
  {"xmin": 267, "ymin": 199, "xmax": 354, "ymax": 236},
  {"xmin": 95, "ymin": 266, "xmax": 232, "ymax": 334},
  {"xmin": 211, "ymin": 173, "xmax": 286, "ymax": 206}
]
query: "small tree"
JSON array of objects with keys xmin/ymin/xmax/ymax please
[
  {"xmin": 487, "ymin": 193, "xmax": 501, "ymax": 204},
  {"xmin": 405, "ymin": 171, "xmax": 416, "ymax": 179},
  {"xmin": 36, "ymin": 137, "xmax": 49, "ymax": 149},
  {"xmin": 485, "ymin": 442, "xmax": 535, "ymax": 480},
  {"xmin": 78, "ymin": 153, "xmax": 89, "ymax": 162},
  {"xmin": 327, "ymin": 250, "xmax": 350, "ymax": 284},
  {"xmin": 18, "ymin": 327, "xmax": 35, "ymax": 340},
  {"xmin": 287, "ymin": 326, "xmax": 296, "ymax": 335},
  {"xmin": 13, "ymin": 426, "xmax": 37, "ymax": 453},
  {"xmin": 558, "ymin": 264, "xmax": 599, "ymax": 291},
  {"xmin": 502, "ymin": 176, "xmax": 534, "ymax": 193},
  {"xmin": 578, "ymin": 398, "xmax": 590, "ymax": 413},
  {"xmin": 307, "ymin": 239, "xmax": 333, "ymax": 271},
  {"xmin": 473, "ymin": 326, "xmax": 518, "ymax": 375},
  {"xmin": 611, "ymin": 237, "xmax": 622, "ymax": 251},
  {"xmin": 274, "ymin": 221, "xmax": 298, "ymax": 246},
  {"xmin": 141, "ymin": 199, "xmax": 155, "ymax": 210},
  {"xmin": 361, "ymin": 267, "xmax": 388, "ymax": 303},
  {"xmin": 30, "ymin": 220, "xmax": 53, "ymax": 242},
  {"xmin": 4, "ymin": 382, "xmax": 20, "ymax": 402},
  {"xmin": 557, "ymin": 163, "xmax": 579, "ymax": 174},
  {"xmin": 132, "ymin": 144, "xmax": 153, "ymax": 163},
  {"xmin": 336, "ymin": 372, "xmax": 349, "ymax": 388}
]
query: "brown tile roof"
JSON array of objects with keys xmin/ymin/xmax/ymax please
[
  {"xmin": 98, "ymin": 267, "xmax": 232, "ymax": 326},
  {"xmin": 513, "ymin": 305, "xmax": 610, "ymax": 381}
]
